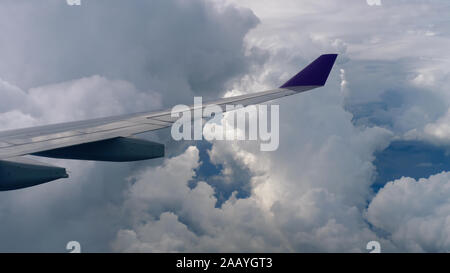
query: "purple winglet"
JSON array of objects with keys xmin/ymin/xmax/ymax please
[{"xmin": 280, "ymin": 54, "xmax": 338, "ymax": 88}]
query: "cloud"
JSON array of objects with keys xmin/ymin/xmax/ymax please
[
  {"xmin": 27, "ymin": 76, "xmax": 161, "ymax": 124},
  {"xmin": 367, "ymin": 172, "xmax": 450, "ymax": 252},
  {"xmin": 113, "ymin": 121, "xmax": 395, "ymax": 252},
  {"xmin": 112, "ymin": 146, "xmax": 202, "ymax": 252},
  {"xmin": 0, "ymin": 0, "xmax": 261, "ymax": 105}
]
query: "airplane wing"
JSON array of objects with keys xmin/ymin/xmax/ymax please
[{"xmin": 0, "ymin": 54, "xmax": 337, "ymax": 190}]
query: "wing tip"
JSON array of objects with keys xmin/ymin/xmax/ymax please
[{"xmin": 280, "ymin": 54, "xmax": 338, "ymax": 89}]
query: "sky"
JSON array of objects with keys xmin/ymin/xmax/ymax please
[{"xmin": 0, "ymin": 0, "xmax": 449, "ymax": 252}]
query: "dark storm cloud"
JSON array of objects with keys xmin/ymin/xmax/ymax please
[{"xmin": 0, "ymin": 0, "xmax": 261, "ymax": 105}]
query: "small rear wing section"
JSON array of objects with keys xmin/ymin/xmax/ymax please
[{"xmin": 280, "ymin": 54, "xmax": 338, "ymax": 89}]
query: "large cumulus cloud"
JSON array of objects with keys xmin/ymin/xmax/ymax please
[{"xmin": 367, "ymin": 172, "xmax": 450, "ymax": 252}]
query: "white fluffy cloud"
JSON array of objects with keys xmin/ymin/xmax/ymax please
[
  {"xmin": 0, "ymin": 75, "xmax": 161, "ymax": 131},
  {"xmin": 367, "ymin": 172, "xmax": 450, "ymax": 252},
  {"xmin": 113, "ymin": 122, "xmax": 394, "ymax": 252}
]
